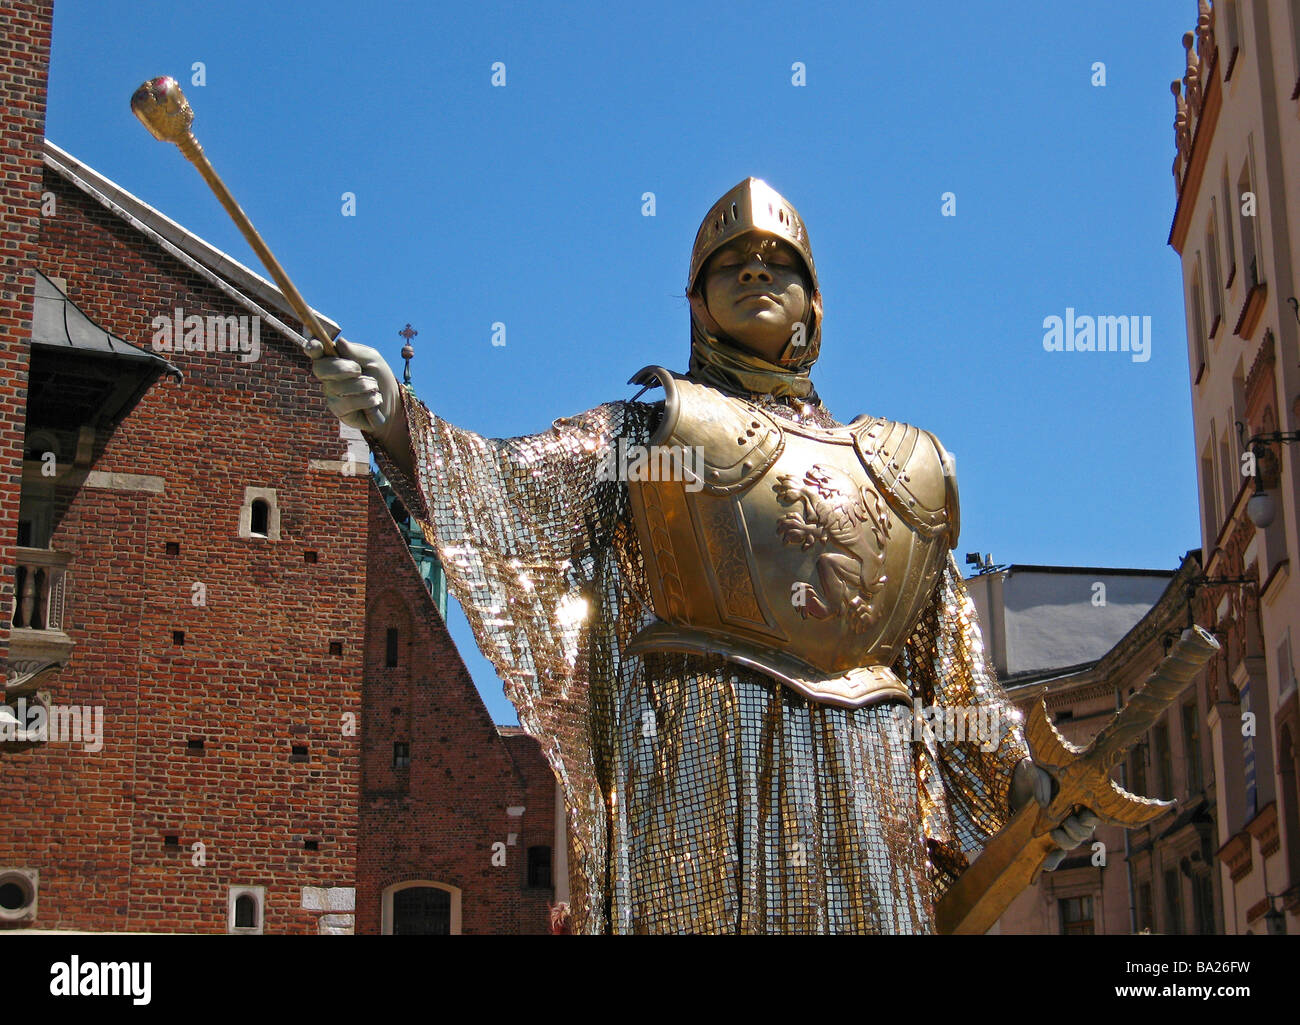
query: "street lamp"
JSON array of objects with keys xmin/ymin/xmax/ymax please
[
  {"xmin": 1265, "ymin": 894, "xmax": 1288, "ymax": 936},
  {"xmin": 1235, "ymin": 416, "xmax": 1300, "ymax": 528}
]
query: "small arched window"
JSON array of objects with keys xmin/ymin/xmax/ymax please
[
  {"xmin": 234, "ymin": 893, "xmax": 258, "ymax": 929},
  {"xmin": 227, "ymin": 886, "xmax": 265, "ymax": 934},
  {"xmin": 250, "ymin": 499, "xmax": 270, "ymax": 537}
]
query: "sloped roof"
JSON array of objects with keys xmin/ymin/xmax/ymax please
[
  {"xmin": 28, "ymin": 269, "xmax": 181, "ymax": 431},
  {"xmin": 31, "ymin": 268, "xmax": 179, "ymax": 369},
  {"xmin": 43, "ymin": 139, "xmax": 341, "ymax": 347}
]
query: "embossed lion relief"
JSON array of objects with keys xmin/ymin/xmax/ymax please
[{"xmin": 773, "ymin": 464, "xmax": 891, "ymax": 631}]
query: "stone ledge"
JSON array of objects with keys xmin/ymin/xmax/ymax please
[
  {"xmin": 83, "ymin": 471, "xmax": 165, "ymax": 493},
  {"xmin": 301, "ymin": 886, "xmax": 355, "ymax": 912},
  {"xmin": 308, "ymin": 459, "xmax": 365, "ymax": 474}
]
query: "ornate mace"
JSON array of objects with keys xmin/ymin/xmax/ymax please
[{"xmin": 129, "ymin": 75, "xmax": 385, "ymax": 431}]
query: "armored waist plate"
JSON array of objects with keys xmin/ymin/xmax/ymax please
[{"xmin": 625, "ymin": 367, "xmax": 959, "ymax": 709}]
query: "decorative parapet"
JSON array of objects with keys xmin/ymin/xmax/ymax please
[
  {"xmin": 1169, "ymin": 1, "xmax": 1222, "ymax": 252},
  {"xmin": 1171, "ymin": 1, "xmax": 1218, "ymax": 189}
]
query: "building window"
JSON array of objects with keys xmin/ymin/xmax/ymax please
[
  {"xmin": 1163, "ymin": 868, "xmax": 1183, "ymax": 935},
  {"xmin": 391, "ymin": 885, "xmax": 451, "ymax": 935},
  {"xmin": 393, "ymin": 741, "xmax": 410, "ymax": 769},
  {"xmin": 1153, "ymin": 722, "xmax": 1173, "ymax": 800},
  {"xmin": 1200, "ymin": 436, "xmax": 1218, "ymax": 547},
  {"xmin": 234, "ymin": 894, "xmax": 256, "ymax": 928},
  {"xmin": 1190, "ymin": 864, "xmax": 1215, "ymax": 934},
  {"xmin": 1238, "ymin": 159, "xmax": 1259, "ymax": 289},
  {"xmin": 1182, "ymin": 702, "xmax": 1203, "ymax": 793},
  {"xmin": 1059, "ymin": 895, "xmax": 1094, "ymax": 935},
  {"xmin": 227, "ymin": 886, "xmax": 264, "ymax": 935},
  {"xmin": 1222, "ymin": 169, "xmax": 1237, "ymax": 282},
  {"xmin": 1137, "ymin": 882, "xmax": 1154, "ymax": 933},
  {"xmin": 1190, "ymin": 268, "xmax": 1207, "ymax": 374},
  {"xmin": 527, "ymin": 845, "xmax": 552, "ymax": 888},
  {"xmin": 1222, "ymin": 0, "xmax": 1241, "ymax": 79},
  {"xmin": 386, "ymin": 627, "xmax": 399, "ymax": 667},
  {"xmin": 239, "ymin": 487, "xmax": 281, "ymax": 540},
  {"xmin": 1218, "ymin": 425, "xmax": 1234, "ymax": 529},
  {"xmin": 1130, "ymin": 745, "xmax": 1148, "ymax": 801},
  {"xmin": 1206, "ymin": 219, "xmax": 1222, "ymax": 334}
]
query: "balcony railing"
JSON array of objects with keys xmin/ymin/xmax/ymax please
[
  {"xmin": 4, "ymin": 548, "xmax": 74, "ymax": 748},
  {"xmin": 11, "ymin": 547, "xmax": 70, "ymax": 632}
]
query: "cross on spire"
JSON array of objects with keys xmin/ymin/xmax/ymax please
[{"xmin": 398, "ymin": 323, "xmax": 417, "ymax": 384}]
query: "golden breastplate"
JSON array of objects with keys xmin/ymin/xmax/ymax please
[{"xmin": 624, "ymin": 366, "xmax": 960, "ymax": 709}]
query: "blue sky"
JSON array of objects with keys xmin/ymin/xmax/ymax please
[{"xmin": 47, "ymin": 0, "xmax": 1202, "ymax": 724}]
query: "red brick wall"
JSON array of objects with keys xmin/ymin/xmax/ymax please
[
  {"xmin": 500, "ymin": 729, "xmax": 565, "ymax": 911},
  {"xmin": 0, "ymin": 0, "xmax": 55, "ymax": 666},
  {"xmin": 0, "ymin": 164, "xmax": 365, "ymax": 932},
  {"xmin": 358, "ymin": 484, "xmax": 555, "ymax": 934}
]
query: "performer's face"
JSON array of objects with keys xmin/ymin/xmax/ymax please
[{"xmin": 702, "ymin": 236, "xmax": 810, "ymax": 362}]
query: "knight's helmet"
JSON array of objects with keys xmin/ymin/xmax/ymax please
[{"xmin": 687, "ymin": 177, "xmax": 823, "ymax": 374}]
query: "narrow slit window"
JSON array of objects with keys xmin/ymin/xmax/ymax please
[
  {"xmin": 250, "ymin": 499, "xmax": 270, "ymax": 537},
  {"xmin": 234, "ymin": 894, "xmax": 257, "ymax": 929},
  {"xmin": 527, "ymin": 845, "xmax": 552, "ymax": 888}
]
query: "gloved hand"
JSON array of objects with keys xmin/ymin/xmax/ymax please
[
  {"xmin": 304, "ymin": 336, "xmax": 401, "ymax": 432},
  {"xmin": 1010, "ymin": 757, "xmax": 1101, "ymax": 871}
]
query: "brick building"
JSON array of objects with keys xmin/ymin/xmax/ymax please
[
  {"xmin": 0, "ymin": 0, "xmax": 558, "ymax": 934},
  {"xmin": 360, "ymin": 481, "xmax": 559, "ymax": 934}
]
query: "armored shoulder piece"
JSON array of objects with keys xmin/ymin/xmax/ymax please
[
  {"xmin": 630, "ymin": 365, "xmax": 783, "ymax": 493},
  {"xmin": 850, "ymin": 417, "xmax": 960, "ymax": 549}
]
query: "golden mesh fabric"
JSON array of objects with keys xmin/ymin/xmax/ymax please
[{"xmin": 371, "ymin": 385, "xmax": 1029, "ymax": 933}]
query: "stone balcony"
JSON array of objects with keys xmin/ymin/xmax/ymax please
[{"xmin": 3, "ymin": 547, "xmax": 74, "ymax": 749}]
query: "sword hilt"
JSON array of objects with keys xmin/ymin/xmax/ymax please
[{"xmin": 1028, "ymin": 625, "xmax": 1220, "ymax": 832}]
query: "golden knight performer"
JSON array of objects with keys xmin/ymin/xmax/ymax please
[{"xmin": 307, "ymin": 178, "xmax": 1097, "ymax": 934}]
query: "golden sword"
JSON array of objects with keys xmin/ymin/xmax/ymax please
[
  {"xmin": 129, "ymin": 75, "xmax": 385, "ymax": 430},
  {"xmin": 935, "ymin": 625, "xmax": 1220, "ymax": 935}
]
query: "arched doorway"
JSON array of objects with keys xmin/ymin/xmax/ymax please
[{"xmin": 381, "ymin": 881, "xmax": 461, "ymax": 935}]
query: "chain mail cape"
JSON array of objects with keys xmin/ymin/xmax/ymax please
[{"xmin": 371, "ymin": 382, "xmax": 1030, "ymax": 934}]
